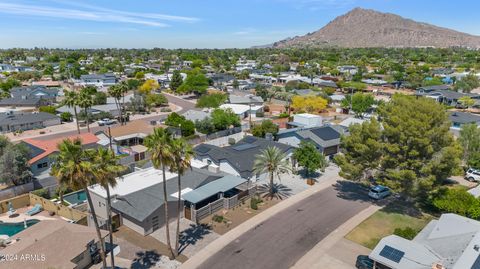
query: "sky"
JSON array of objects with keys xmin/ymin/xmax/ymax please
[{"xmin": 0, "ymin": 0, "xmax": 479, "ymax": 49}]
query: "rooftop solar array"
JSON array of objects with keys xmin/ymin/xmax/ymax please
[{"xmin": 379, "ymin": 245, "xmax": 405, "ymax": 263}]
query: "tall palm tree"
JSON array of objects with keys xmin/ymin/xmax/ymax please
[
  {"xmin": 87, "ymin": 147, "xmax": 125, "ymax": 269},
  {"xmin": 63, "ymin": 90, "xmax": 80, "ymax": 134},
  {"xmin": 118, "ymin": 81, "xmax": 129, "ymax": 125},
  {"xmin": 169, "ymin": 138, "xmax": 194, "ymax": 256},
  {"xmin": 144, "ymin": 127, "xmax": 176, "ymax": 259},
  {"xmin": 77, "ymin": 88, "xmax": 94, "ymax": 132},
  {"xmin": 108, "ymin": 85, "xmax": 123, "ymax": 125},
  {"xmin": 50, "ymin": 139, "xmax": 107, "ymax": 269},
  {"xmin": 253, "ymin": 146, "xmax": 292, "ymax": 199}
]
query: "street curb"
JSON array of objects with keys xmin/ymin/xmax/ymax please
[
  {"xmin": 180, "ymin": 176, "xmax": 339, "ymax": 269},
  {"xmin": 290, "ymin": 205, "xmax": 380, "ymax": 269}
]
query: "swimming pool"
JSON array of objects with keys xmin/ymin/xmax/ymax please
[
  {"xmin": 63, "ymin": 190, "xmax": 87, "ymax": 205},
  {"xmin": 0, "ymin": 219, "xmax": 40, "ymax": 237}
]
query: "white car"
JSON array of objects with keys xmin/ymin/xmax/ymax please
[
  {"xmin": 97, "ymin": 118, "xmax": 115, "ymax": 126},
  {"xmin": 465, "ymin": 168, "xmax": 480, "ymax": 182}
]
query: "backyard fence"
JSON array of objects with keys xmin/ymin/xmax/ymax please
[
  {"xmin": 0, "ymin": 194, "xmax": 30, "ymax": 214},
  {"xmin": 193, "ymin": 198, "xmax": 224, "ymax": 222},
  {"xmin": 29, "ymin": 193, "xmax": 88, "ymax": 223},
  {"xmin": 0, "ymin": 182, "xmax": 34, "ymax": 201}
]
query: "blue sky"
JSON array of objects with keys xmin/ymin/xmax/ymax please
[{"xmin": 0, "ymin": 0, "xmax": 479, "ymax": 49}]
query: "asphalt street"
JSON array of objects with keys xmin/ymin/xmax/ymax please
[{"xmin": 198, "ymin": 185, "xmax": 370, "ymax": 269}]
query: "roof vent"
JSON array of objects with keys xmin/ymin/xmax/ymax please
[{"xmin": 474, "ymin": 244, "xmax": 480, "ymax": 252}]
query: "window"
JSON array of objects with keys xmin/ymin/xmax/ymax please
[{"xmin": 36, "ymin": 162, "xmax": 48, "ymax": 169}]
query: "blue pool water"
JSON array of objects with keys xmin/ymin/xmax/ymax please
[
  {"xmin": 63, "ymin": 190, "xmax": 87, "ymax": 205},
  {"xmin": 0, "ymin": 219, "xmax": 40, "ymax": 237}
]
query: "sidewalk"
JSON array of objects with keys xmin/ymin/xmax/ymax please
[
  {"xmin": 180, "ymin": 175, "xmax": 340, "ymax": 269},
  {"xmin": 290, "ymin": 205, "xmax": 380, "ymax": 269}
]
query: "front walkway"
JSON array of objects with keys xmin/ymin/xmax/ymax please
[{"xmin": 150, "ymin": 218, "xmax": 220, "ymax": 258}]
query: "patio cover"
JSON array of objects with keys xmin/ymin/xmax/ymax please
[{"xmin": 182, "ymin": 175, "xmax": 247, "ymax": 204}]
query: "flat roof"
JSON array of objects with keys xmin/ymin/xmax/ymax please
[{"xmin": 88, "ymin": 167, "xmax": 177, "ymax": 198}]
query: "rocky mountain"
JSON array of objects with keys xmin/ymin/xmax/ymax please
[{"xmin": 272, "ymin": 8, "xmax": 480, "ymax": 48}]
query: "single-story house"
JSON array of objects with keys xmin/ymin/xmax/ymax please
[
  {"xmin": 182, "ymin": 110, "xmax": 211, "ymax": 122},
  {"xmin": 228, "ymin": 95, "xmax": 264, "ymax": 106},
  {"xmin": 57, "ymin": 104, "xmax": 121, "ymax": 118},
  {"xmin": 220, "ymin": 104, "xmax": 263, "ymax": 119},
  {"xmin": 10, "ymin": 86, "xmax": 59, "ymax": 102},
  {"xmin": 449, "ymin": 111, "xmax": 480, "ymax": 128},
  {"xmin": 194, "ymin": 136, "xmax": 295, "ymax": 180},
  {"xmin": 0, "ymin": 220, "xmax": 108, "ymax": 269},
  {"xmin": 276, "ymin": 125, "xmax": 345, "ymax": 156},
  {"xmin": 416, "ymin": 88, "xmax": 480, "ymax": 107},
  {"xmin": 0, "ymin": 112, "xmax": 61, "ymax": 133},
  {"xmin": 369, "ymin": 214, "xmax": 480, "ymax": 269},
  {"xmin": 23, "ymin": 133, "xmax": 100, "ymax": 175},
  {"xmin": 79, "ymin": 73, "xmax": 117, "ymax": 87},
  {"xmin": 88, "ymin": 165, "xmax": 246, "ymax": 234}
]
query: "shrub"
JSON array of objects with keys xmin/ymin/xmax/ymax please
[
  {"xmin": 212, "ymin": 214, "xmax": 226, "ymax": 223},
  {"xmin": 250, "ymin": 196, "xmax": 263, "ymax": 210},
  {"xmin": 160, "ymin": 107, "xmax": 172, "ymax": 112},
  {"xmin": 60, "ymin": 112, "xmax": 72, "ymax": 122},
  {"xmin": 228, "ymin": 137, "xmax": 236, "ymax": 145},
  {"xmin": 432, "ymin": 187, "xmax": 480, "ymax": 219},
  {"xmin": 39, "ymin": 105, "xmax": 56, "ymax": 114},
  {"xmin": 255, "ymin": 111, "xmax": 265, "ymax": 118},
  {"xmin": 278, "ymin": 112, "xmax": 289, "ymax": 118},
  {"xmin": 32, "ymin": 188, "xmax": 50, "ymax": 199},
  {"xmin": 393, "ymin": 227, "xmax": 417, "ymax": 240}
]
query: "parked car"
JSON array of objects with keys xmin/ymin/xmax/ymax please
[
  {"xmin": 465, "ymin": 168, "xmax": 480, "ymax": 182},
  {"xmin": 97, "ymin": 118, "xmax": 115, "ymax": 126},
  {"xmin": 356, "ymin": 255, "xmax": 373, "ymax": 269},
  {"xmin": 368, "ymin": 185, "xmax": 391, "ymax": 200}
]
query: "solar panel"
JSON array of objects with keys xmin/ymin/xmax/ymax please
[
  {"xmin": 379, "ymin": 245, "xmax": 405, "ymax": 263},
  {"xmin": 232, "ymin": 143, "xmax": 257, "ymax": 151},
  {"xmin": 243, "ymin": 136, "xmax": 257, "ymax": 144},
  {"xmin": 472, "ymin": 255, "xmax": 480, "ymax": 269},
  {"xmin": 310, "ymin": 127, "xmax": 340, "ymax": 141}
]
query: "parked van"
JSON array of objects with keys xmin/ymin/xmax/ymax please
[{"xmin": 465, "ymin": 168, "xmax": 480, "ymax": 182}]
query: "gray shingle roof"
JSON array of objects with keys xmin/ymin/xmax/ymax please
[
  {"xmin": 228, "ymin": 95, "xmax": 264, "ymax": 105},
  {"xmin": 194, "ymin": 136, "xmax": 293, "ymax": 178},
  {"xmin": 111, "ymin": 168, "xmax": 226, "ymax": 222},
  {"xmin": 449, "ymin": 111, "xmax": 480, "ymax": 124},
  {"xmin": 0, "ymin": 112, "xmax": 59, "ymax": 125}
]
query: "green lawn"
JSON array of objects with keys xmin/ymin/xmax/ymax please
[{"xmin": 345, "ymin": 203, "xmax": 434, "ymax": 249}]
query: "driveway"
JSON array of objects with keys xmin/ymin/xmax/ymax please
[{"xmin": 197, "ymin": 183, "xmax": 370, "ymax": 269}]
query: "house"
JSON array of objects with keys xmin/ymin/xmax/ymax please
[
  {"xmin": 369, "ymin": 214, "xmax": 480, "ymax": 269},
  {"xmin": 228, "ymin": 95, "xmax": 264, "ymax": 106},
  {"xmin": 182, "ymin": 110, "xmax": 211, "ymax": 122},
  {"xmin": 194, "ymin": 136, "xmax": 294, "ymax": 180},
  {"xmin": 276, "ymin": 125, "xmax": 344, "ymax": 156},
  {"xmin": 0, "ymin": 220, "xmax": 108, "ymax": 269},
  {"xmin": 0, "ymin": 112, "xmax": 61, "ymax": 133},
  {"xmin": 22, "ymin": 133, "xmax": 100, "ymax": 175},
  {"xmin": 338, "ymin": 65, "xmax": 358, "ymax": 75},
  {"xmin": 0, "ymin": 86, "xmax": 59, "ymax": 108},
  {"xmin": 57, "ymin": 103, "xmax": 121, "ymax": 118},
  {"xmin": 416, "ymin": 87, "xmax": 480, "ymax": 107},
  {"xmin": 449, "ymin": 111, "xmax": 480, "ymax": 128},
  {"xmin": 79, "ymin": 73, "xmax": 117, "ymax": 87},
  {"xmin": 88, "ymin": 165, "xmax": 247, "ymax": 234},
  {"xmin": 287, "ymin": 113, "xmax": 323, "ymax": 128}
]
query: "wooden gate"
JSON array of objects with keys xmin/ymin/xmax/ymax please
[{"xmin": 184, "ymin": 206, "xmax": 192, "ymax": 221}]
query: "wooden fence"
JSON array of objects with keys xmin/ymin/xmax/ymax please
[{"xmin": 29, "ymin": 193, "xmax": 88, "ymax": 222}]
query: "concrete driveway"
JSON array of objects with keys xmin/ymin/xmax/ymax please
[{"xmin": 196, "ymin": 182, "xmax": 370, "ymax": 269}]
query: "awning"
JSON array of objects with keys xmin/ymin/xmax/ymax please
[{"xmin": 182, "ymin": 175, "xmax": 247, "ymax": 204}]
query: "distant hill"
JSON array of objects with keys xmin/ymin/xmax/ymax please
[{"xmin": 272, "ymin": 8, "xmax": 480, "ymax": 48}]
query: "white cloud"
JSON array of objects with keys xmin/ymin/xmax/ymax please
[{"xmin": 0, "ymin": 1, "xmax": 199, "ymax": 27}]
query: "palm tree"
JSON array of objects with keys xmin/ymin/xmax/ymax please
[
  {"xmin": 253, "ymin": 146, "xmax": 292, "ymax": 199},
  {"xmin": 50, "ymin": 139, "xmax": 107, "ymax": 268},
  {"xmin": 144, "ymin": 127, "xmax": 176, "ymax": 259},
  {"xmin": 108, "ymin": 85, "xmax": 123, "ymax": 125},
  {"xmin": 87, "ymin": 147, "xmax": 125, "ymax": 269},
  {"xmin": 63, "ymin": 90, "xmax": 80, "ymax": 134},
  {"xmin": 77, "ymin": 88, "xmax": 94, "ymax": 132},
  {"xmin": 169, "ymin": 138, "xmax": 194, "ymax": 256},
  {"xmin": 118, "ymin": 81, "xmax": 129, "ymax": 125}
]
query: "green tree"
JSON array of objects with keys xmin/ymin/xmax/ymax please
[
  {"xmin": 458, "ymin": 96, "xmax": 475, "ymax": 110},
  {"xmin": 459, "ymin": 123, "xmax": 480, "ymax": 165},
  {"xmin": 335, "ymin": 119, "xmax": 383, "ymax": 181},
  {"xmin": 196, "ymin": 93, "xmax": 227, "ymax": 108},
  {"xmin": 62, "ymin": 90, "xmax": 80, "ymax": 134},
  {"xmin": 178, "ymin": 69, "xmax": 209, "ymax": 95},
  {"xmin": 93, "ymin": 91, "xmax": 107, "ymax": 105},
  {"xmin": 0, "ymin": 143, "xmax": 32, "ymax": 186},
  {"xmin": 433, "ymin": 187, "xmax": 480, "ymax": 219},
  {"xmin": 351, "ymin": 92, "xmax": 375, "ymax": 117},
  {"xmin": 170, "ymin": 70, "xmax": 183, "ymax": 92},
  {"xmin": 169, "ymin": 138, "xmax": 194, "ymax": 256},
  {"xmin": 145, "ymin": 93, "xmax": 168, "ymax": 109},
  {"xmin": 144, "ymin": 128, "xmax": 176, "ymax": 259},
  {"xmin": 87, "ymin": 147, "xmax": 125, "ymax": 269},
  {"xmin": 164, "ymin": 113, "xmax": 195, "ymax": 137},
  {"xmin": 39, "ymin": 105, "xmax": 56, "ymax": 114},
  {"xmin": 293, "ymin": 141, "xmax": 327, "ymax": 177},
  {"xmin": 455, "ymin": 74, "xmax": 480, "ymax": 93},
  {"xmin": 253, "ymin": 146, "xmax": 291, "ymax": 199},
  {"xmin": 232, "ymin": 79, "xmax": 239, "ymax": 89},
  {"xmin": 251, "ymin": 120, "xmax": 279, "ymax": 138},
  {"xmin": 60, "ymin": 112, "xmax": 72, "ymax": 122},
  {"xmin": 50, "ymin": 139, "xmax": 107, "ymax": 268},
  {"xmin": 77, "ymin": 88, "xmax": 94, "ymax": 132},
  {"xmin": 211, "ymin": 108, "xmax": 240, "ymax": 130}
]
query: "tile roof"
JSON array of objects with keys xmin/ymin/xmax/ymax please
[{"xmin": 23, "ymin": 132, "xmax": 99, "ymax": 164}]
